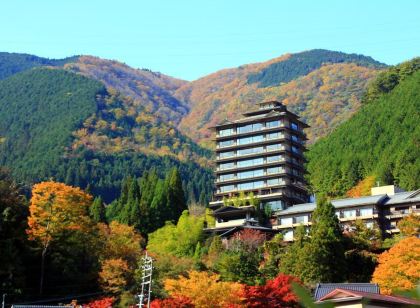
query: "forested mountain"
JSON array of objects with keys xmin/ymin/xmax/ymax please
[
  {"xmin": 176, "ymin": 49, "xmax": 386, "ymax": 147},
  {"xmin": 306, "ymin": 58, "xmax": 420, "ymax": 197},
  {"xmin": 0, "ymin": 68, "xmax": 213, "ymax": 203},
  {"xmin": 0, "ymin": 52, "xmax": 78, "ymax": 80}
]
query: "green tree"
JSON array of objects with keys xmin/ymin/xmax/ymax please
[{"xmin": 90, "ymin": 196, "xmax": 106, "ymax": 223}]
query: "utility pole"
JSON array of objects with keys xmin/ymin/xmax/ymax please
[
  {"xmin": 137, "ymin": 252, "xmax": 153, "ymax": 308},
  {"xmin": 2, "ymin": 293, "xmax": 6, "ymax": 308}
]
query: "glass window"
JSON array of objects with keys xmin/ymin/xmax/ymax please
[
  {"xmin": 219, "ymin": 173, "xmax": 235, "ymax": 181},
  {"xmin": 219, "ymin": 128, "xmax": 234, "ymax": 136},
  {"xmin": 291, "ymin": 135, "xmax": 299, "ymax": 142},
  {"xmin": 238, "ymin": 135, "xmax": 263, "ymax": 145},
  {"xmin": 219, "ymin": 151, "xmax": 235, "ymax": 158},
  {"xmin": 360, "ymin": 208, "xmax": 373, "ymax": 216},
  {"xmin": 295, "ymin": 215, "xmax": 308, "ymax": 224},
  {"xmin": 365, "ymin": 221, "xmax": 374, "ymax": 229},
  {"xmin": 284, "ymin": 229, "xmax": 294, "ymax": 241},
  {"xmin": 219, "ymin": 162, "xmax": 235, "ymax": 170},
  {"xmin": 238, "ymin": 124, "xmax": 253, "ymax": 134},
  {"xmin": 264, "ymin": 200, "xmax": 284, "ymax": 211},
  {"xmin": 266, "ymin": 120, "xmax": 280, "ymax": 128},
  {"xmin": 237, "ymin": 158, "xmax": 264, "ymax": 168},
  {"xmin": 220, "ymin": 185, "xmax": 235, "ymax": 192},
  {"xmin": 219, "ymin": 139, "xmax": 235, "ymax": 147},
  {"xmin": 237, "ymin": 180, "xmax": 264, "ymax": 190},
  {"xmin": 266, "ymin": 144, "xmax": 281, "ymax": 151},
  {"xmin": 267, "ymin": 178, "xmax": 283, "ymax": 186},
  {"xmin": 280, "ymin": 217, "xmax": 293, "ymax": 226},
  {"xmin": 237, "ymin": 146, "xmax": 263, "ymax": 156},
  {"xmin": 267, "ymin": 167, "xmax": 281, "ymax": 174},
  {"xmin": 343, "ymin": 209, "xmax": 357, "ymax": 218},
  {"xmin": 266, "ymin": 132, "xmax": 279, "ymax": 139},
  {"xmin": 291, "ymin": 122, "xmax": 299, "ymax": 131},
  {"xmin": 267, "ymin": 155, "xmax": 282, "ymax": 163},
  {"xmin": 291, "ymin": 146, "xmax": 300, "ymax": 154}
]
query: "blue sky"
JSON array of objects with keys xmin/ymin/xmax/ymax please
[{"xmin": 1, "ymin": 0, "xmax": 419, "ymax": 80}]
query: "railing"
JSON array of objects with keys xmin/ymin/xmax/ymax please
[
  {"xmin": 216, "ymin": 132, "xmax": 288, "ymax": 148},
  {"xmin": 217, "ymin": 181, "xmax": 286, "ymax": 194},
  {"xmin": 216, "ymin": 169, "xmax": 286, "ymax": 183},
  {"xmin": 215, "ymin": 219, "xmax": 247, "ymax": 228},
  {"xmin": 217, "ymin": 144, "xmax": 287, "ymax": 160}
]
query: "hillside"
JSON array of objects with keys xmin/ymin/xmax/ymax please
[
  {"xmin": 64, "ymin": 56, "xmax": 189, "ymax": 124},
  {"xmin": 0, "ymin": 51, "xmax": 78, "ymax": 80},
  {"xmin": 306, "ymin": 58, "xmax": 420, "ymax": 196},
  {"xmin": 0, "ymin": 68, "xmax": 213, "ymax": 203},
  {"xmin": 176, "ymin": 49, "xmax": 385, "ymax": 147}
]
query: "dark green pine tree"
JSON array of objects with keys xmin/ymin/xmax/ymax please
[
  {"xmin": 279, "ymin": 224, "xmax": 307, "ymax": 278},
  {"xmin": 166, "ymin": 167, "xmax": 187, "ymax": 222},
  {"xmin": 105, "ymin": 176, "xmax": 132, "ymax": 221},
  {"xmin": 90, "ymin": 196, "xmax": 106, "ymax": 223},
  {"xmin": 150, "ymin": 179, "xmax": 169, "ymax": 227},
  {"xmin": 300, "ymin": 196, "xmax": 346, "ymax": 284},
  {"xmin": 120, "ymin": 177, "xmax": 141, "ymax": 226}
]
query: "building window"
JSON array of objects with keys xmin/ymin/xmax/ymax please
[
  {"xmin": 266, "ymin": 120, "xmax": 281, "ymax": 128},
  {"xmin": 343, "ymin": 209, "xmax": 357, "ymax": 218},
  {"xmin": 284, "ymin": 229, "xmax": 294, "ymax": 241},
  {"xmin": 266, "ymin": 132, "xmax": 281, "ymax": 139},
  {"xmin": 365, "ymin": 221, "xmax": 374, "ymax": 229},
  {"xmin": 237, "ymin": 180, "xmax": 264, "ymax": 190},
  {"xmin": 219, "ymin": 173, "xmax": 235, "ymax": 181},
  {"xmin": 238, "ymin": 123, "xmax": 263, "ymax": 134},
  {"xmin": 266, "ymin": 155, "xmax": 282, "ymax": 163},
  {"xmin": 291, "ymin": 146, "xmax": 300, "ymax": 154},
  {"xmin": 266, "ymin": 144, "xmax": 281, "ymax": 152},
  {"xmin": 360, "ymin": 208, "xmax": 373, "ymax": 216},
  {"xmin": 267, "ymin": 166, "xmax": 283, "ymax": 174},
  {"xmin": 237, "ymin": 157, "xmax": 264, "ymax": 168},
  {"xmin": 220, "ymin": 185, "xmax": 235, "ymax": 192},
  {"xmin": 264, "ymin": 200, "xmax": 284, "ymax": 211},
  {"xmin": 291, "ymin": 135, "xmax": 299, "ymax": 142},
  {"xmin": 294, "ymin": 215, "xmax": 308, "ymax": 224},
  {"xmin": 219, "ymin": 151, "xmax": 235, "ymax": 158},
  {"xmin": 219, "ymin": 128, "xmax": 234, "ymax": 136},
  {"xmin": 219, "ymin": 162, "xmax": 235, "ymax": 170},
  {"xmin": 280, "ymin": 217, "xmax": 293, "ymax": 226},
  {"xmin": 237, "ymin": 146, "xmax": 263, "ymax": 156},
  {"xmin": 237, "ymin": 169, "xmax": 264, "ymax": 179},
  {"xmin": 219, "ymin": 139, "xmax": 235, "ymax": 147},
  {"xmin": 291, "ymin": 122, "xmax": 299, "ymax": 131},
  {"xmin": 267, "ymin": 177, "xmax": 283, "ymax": 186}
]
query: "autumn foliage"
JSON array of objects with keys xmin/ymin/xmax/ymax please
[
  {"xmin": 346, "ymin": 176, "xmax": 376, "ymax": 198},
  {"xmin": 372, "ymin": 236, "xmax": 420, "ymax": 294},
  {"xmin": 150, "ymin": 296, "xmax": 194, "ymax": 308},
  {"xmin": 163, "ymin": 271, "xmax": 243, "ymax": 308},
  {"xmin": 83, "ymin": 297, "xmax": 115, "ymax": 308},
  {"xmin": 242, "ymin": 273, "xmax": 300, "ymax": 307}
]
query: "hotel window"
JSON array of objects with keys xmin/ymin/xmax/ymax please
[
  {"xmin": 219, "ymin": 162, "xmax": 235, "ymax": 170},
  {"xmin": 291, "ymin": 146, "xmax": 300, "ymax": 154},
  {"xmin": 220, "ymin": 185, "xmax": 235, "ymax": 192},
  {"xmin": 237, "ymin": 169, "xmax": 264, "ymax": 179},
  {"xmin": 266, "ymin": 120, "xmax": 281, "ymax": 128},
  {"xmin": 219, "ymin": 173, "xmax": 235, "ymax": 181},
  {"xmin": 264, "ymin": 200, "xmax": 284, "ymax": 211},
  {"xmin": 237, "ymin": 157, "xmax": 264, "ymax": 168},
  {"xmin": 219, "ymin": 128, "xmax": 234, "ymax": 136},
  {"xmin": 284, "ymin": 229, "xmax": 294, "ymax": 241},
  {"xmin": 219, "ymin": 151, "xmax": 235, "ymax": 158},
  {"xmin": 343, "ymin": 209, "xmax": 357, "ymax": 218},
  {"xmin": 238, "ymin": 180, "xmax": 264, "ymax": 190},
  {"xmin": 219, "ymin": 139, "xmax": 235, "ymax": 147},
  {"xmin": 291, "ymin": 122, "xmax": 299, "ymax": 131},
  {"xmin": 237, "ymin": 146, "xmax": 263, "ymax": 156},
  {"xmin": 280, "ymin": 217, "xmax": 293, "ymax": 226},
  {"xmin": 294, "ymin": 215, "xmax": 308, "ymax": 224},
  {"xmin": 238, "ymin": 134, "xmax": 264, "ymax": 145},
  {"xmin": 291, "ymin": 135, "xmax": 299, "ymax": 142},
  {"xmin": 238, "ymin": 123, "xmax": 262, "ymax": 134},
  {"xmin": 266, "ymin": 132, "xmax": 282, "ymax": 139},
  {"xmin": 266, "ymin": 144, "xmax": 281, "ymax": 152},
  {"xmin": 267, "ymin": 177, "xmax": 283, "ymax": 186},
  {"xmin": 267, "ymin": 155, "xmax": 282, "ymax": 163},
  {"xmin": 267, "ymin": 166, "xmax": 282, "ymax": 174},
  {"xmin": 360, "ymin": 208, "xmax": 373, "ymax": 216}
]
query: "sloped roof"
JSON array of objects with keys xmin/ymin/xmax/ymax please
[
  {"xmin": 384, "ymin": 189, "xmax": 420, "ymax": 205},
  {"xmin": 314, "ymin": 283, "xmax": 379, "ymax": 300},
  {"xmin": 317, "ymin": 288, "xmax": 420, "ymax": 305}
]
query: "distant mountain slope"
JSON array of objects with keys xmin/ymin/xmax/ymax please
[
  {"xmin": 306, "ymin": 58, "xmax": 420, "ymax": 197},
  {"xmin": 0, "ymin": 68, "xmax": 213, "ymax": 203},
  {"xmin": 65, "ymin": 56, "xmax": 189, "ymax": 124},
  {"xmin": 176, "ymin": 50, "xmax": 385, "ymax": 147},
  {"xmin": 0, "ymin": 52, "xmax": 78, "ymax": 80}
]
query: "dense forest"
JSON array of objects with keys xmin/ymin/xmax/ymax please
[
  {"xmin": 247, "ymin": 49, "xmax": 386, "ymax": 87},
  {"xmin": 306, "ymin": 58, "xmax": 420, "ymax": 196},
  {"xmin": 0, "ymin": 68, "xmax": 213, "ymax": 203}
]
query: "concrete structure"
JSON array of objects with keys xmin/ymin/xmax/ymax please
[{"xmin": 207, "ymin": 100, "xmax": 309, "ymax": 233}]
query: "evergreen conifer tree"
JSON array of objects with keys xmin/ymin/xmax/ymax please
[
  {"xmin": 166, "ymin": 167, "xmax": 187, "ymax": 222},
  {"xmin": 90, "ymin": 196, "xmax": 106, "ymax": 223}
]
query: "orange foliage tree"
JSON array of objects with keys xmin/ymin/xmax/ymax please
[
  {"xmin": 83, "ymin": 297, "xmax": 115, "ymax": 308},
  {"xmin": 346, "ymin": 176, "xmax": 376, "ymax": 198},
  {"xmin": 150, "ymin": 296, "xmax": 193, "ymax": 308},
  {"xmin": 163, "ymin": 271, "xmax": 243, "ymax": 308},
  {"xmin": 99, "ymin": 258, "xmax": 130, "ymax": 294},
  {"xmin": 26, "ymin": 181, "xmax": 92, "ymax": 294},
  {"xmin": 372, "ymin": 236, "xmax": 420, "ymax": 294}
]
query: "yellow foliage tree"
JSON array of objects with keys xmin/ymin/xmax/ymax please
[
  {"xmin": 346, "ymin": 176, "xmax": 376, "ymax": 198},
  {"xmin": 164, "ymin": 271, "xmax": 243, "ymax": 307},
  {"xmin": 99, "ymin": 258, "xmax": 130, "ymax": 294},
  {"xmin": 397, "ymin": 214, "xmax": 420, "ymax": 237},
  {"xmin": 27, "ymin": 181, "xmax": 92, "ymax": 294},
  {"xmin": 372, "ymin": 236, "xmax": 420, "ymax": 294}
]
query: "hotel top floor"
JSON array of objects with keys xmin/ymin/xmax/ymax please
[{"xmin": 209, "ymin": 101, "xmax": 309, "ymax": 143}]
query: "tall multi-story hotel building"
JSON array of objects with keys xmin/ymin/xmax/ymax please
[{"xmin": 207, "ymin": 101, "xmax": 309, "ymax": 232}]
